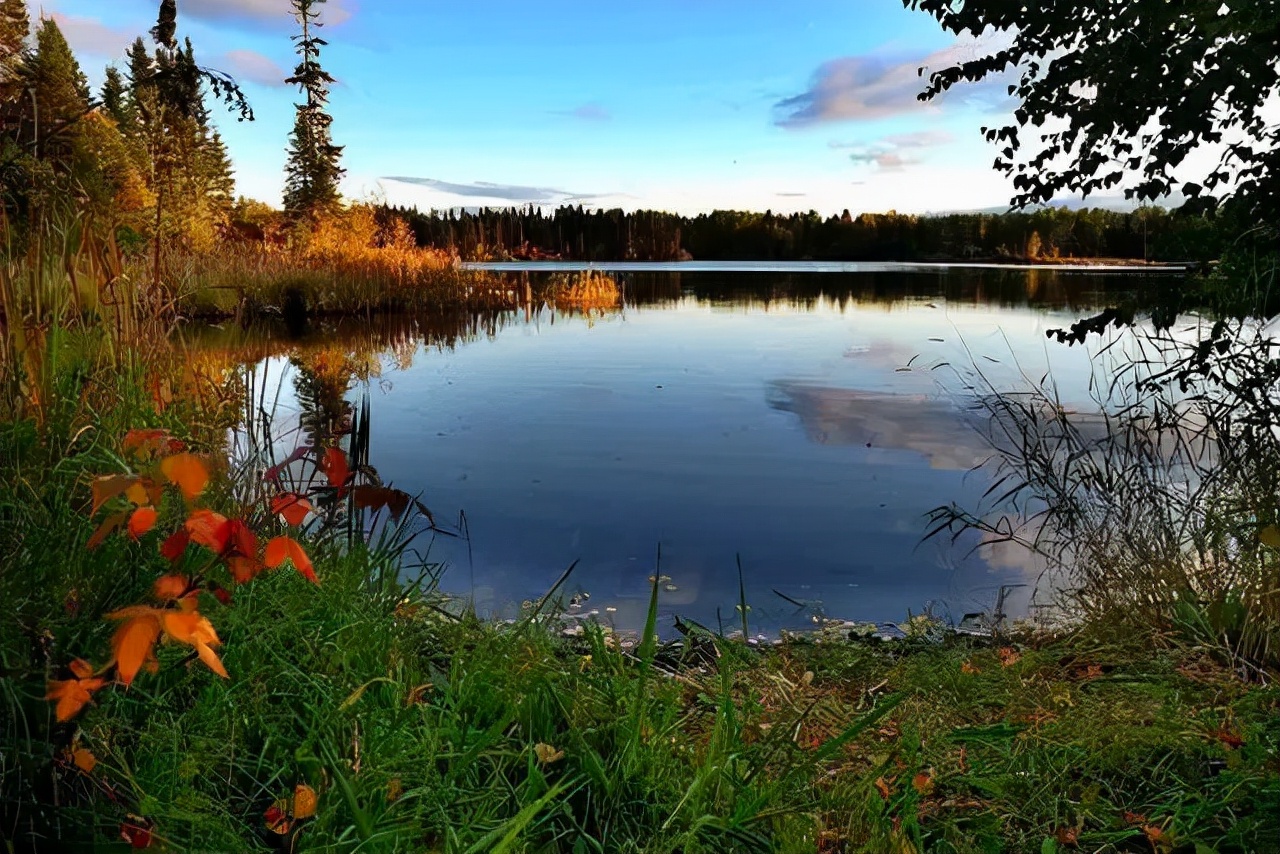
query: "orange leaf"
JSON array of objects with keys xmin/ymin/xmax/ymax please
[
  {"xmin": 998, "ymin": 646, "xmax": 1021, "ymax": 667},
  {"xmin": 91, "ymin": 475, "xmax": 139, "ymax": 515},
  {"xmin": 152, "ymin": 574, "xmax": 191, "ymax": 601},
  {"xmin": 264, "ymin": 803, "xmax": 291, "ymax": 835},
  {"xmin": 107, "ymin": 610, "xmax": 163, "ymax": 686},
  {"xmin": 911, "ymin": 770, "xmax": 935, "ymax": 796},
  {"xmin": 71, "ymin": 747, "xmax": 97, "ymax": 773},
  {"xmin": 293, "ymin": 783, "xmax": 318, "ymax": 819},
  {"xmin": 87, "ymin": 511, "xmax": 128, "ymax": 550},
  {"xmin": 226, "ymin": 555, "xmax": 262, "ymax": 584},
  {"xmin": 160, "ymin": 453, "xmax": 209, "ymax": 501},
  {"xmin": 125, "ymin": 481, "xmax": 150, "ymax": 506},
  {"xmin": 127, "ymin": 507, "xmax": 158, "ymax": 540},
  {"xmin": 321, "ymin": 447, "xmax": 349, "ymax": 493},
  {"xmin": 69, "ymin": 657, "xmax": 95, "ymax": 679},
  {"xmin": 874, "ymin": 776, "xmax": 892, "ymax": 800},
  {"xmin": 271, "ymin": 493, "xmax": 312, "ymax": 526},
  {"xmin": 46, "ymin": 669, "xmax": 108, "ymax": 722},
  {"xmin": 264, "ymin": 536, "xmax": 318, "ymax": 584},
  {"xmin": 123, "ymin": 428, "xmax": 182, "ymax": 459},
  {"xmin": 185, "ymin": 509, "xmax": 230, "ymax": 552},
  {"xmin": 161, "ymin": 611, "xmax": 227, "ymax": 678},
  {"xmin": 960, "ymin": 661, "xmax": 981, "ymax": 675},
  {"xmin": 1054, "ymin": 826, "xmax": 1079, "ymax": 848}
]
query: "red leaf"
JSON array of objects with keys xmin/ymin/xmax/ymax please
[
  {"xmin": 271, "ymin": 493, "xmax": 313, "ymax": 526},
  {"xmin": 185, "ymin": 509, "xmax": 230, "ymax": 553},
  {"xmin": 160, "ymin": 528, "xmax": 190, "ymax": 561},
  {"xmin": 321, "ymin": 447, "xmax": 350, "ymax": 494},
  {"xmin": 120, "ymin": 817, "xmax": 153, "ymax": 849},
  {"xmin": 264, "ymin": 536, "xmax": 318, "ymax": 584},
  {"xmin": 226, "ymin": 555, "xmax": 263, "ymax": 584},
  {"xmin": 127, "ymin": 507, "xmax": 158, "ymax": 540},
  {"xmin": 351, "ymin": 485, "xmax": 410, "ymax": 521},
  {"xmin": 221, "ymin": 518, "xmax": 257, "ymax": 558}
]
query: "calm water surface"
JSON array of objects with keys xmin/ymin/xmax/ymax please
[{"xmin": 234, "ymin": 266, "xmax": 1179, "ymax": 634}]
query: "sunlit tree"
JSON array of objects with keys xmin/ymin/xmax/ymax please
[{"xmin": 283, "ymin": 0, "xmax": 344, "ymax": 218}]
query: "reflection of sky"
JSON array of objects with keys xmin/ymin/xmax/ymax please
[{"xmin": 298, "ymin": 288, "xmax": 1108, "ymax": 634}]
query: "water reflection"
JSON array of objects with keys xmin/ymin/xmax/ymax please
[{"xmin": 199, "ymin": 267, "xmax": 1179, "ymax": 633}]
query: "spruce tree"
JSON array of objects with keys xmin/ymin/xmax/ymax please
[
  {"xmin": 26, "ymin": 17, "xmax": 89, "ymax": 165},
  {"xmin": 0, "ymin": 0, "xmax": 28, "ymax": 104},
  {"xmin": 283, "ymin": 0, "xmax": 344, "ymax": 218}
]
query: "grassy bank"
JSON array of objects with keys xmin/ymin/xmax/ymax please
[{"xmin": 0, "ymin": 358, "xmax": 1277, "ymax": 853}]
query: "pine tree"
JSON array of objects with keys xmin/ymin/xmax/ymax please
[
  {"xmin": 100, "ymin": 65, "xmax": 130, "ymax": 127},
  {"xmin": 283, "ymin": 0, "xmax": 344, "ymax": 218},
  {"xmin": 0, "ymin": 0, "xmax": 28, "ymax": 104},
  {"xmin": 26, "ymin": 17, "xmax": 90, "ymax": 165}
]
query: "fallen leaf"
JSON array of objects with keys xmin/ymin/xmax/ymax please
[
  {"xmin": 293, "ymin": 783, "xmax": 318, "ymax": 819},
  {"xmin": 264, "ymin": 536, "xmax": 318, "ymax": 584},
  {"xmin": 106, "ymin": 608, "xmax": 164, "ymax": 686},
  {"xmin": 71, "ymin": 747, "xmax": 97, "ymax": 773},
  {"xmin": 911, "ymin": 770, "xmax": 935, "ymax": 796},
  {"xmin": 1143, "ymin": 823, "xmax": 1171, "ymax": 851},
  {"xmin": 534, "ymin": 742, "xmax": 565, "ymax": 765},
  {"xmin": 961, "ymin": 661, "xmax": 981, "ymax": 675},
  {"xmin": 1054, "ymin": 826, "xmax": 1079, "ymax": 847},
  {"xmin": 1211, "ymin": 727, "xmax": 1244, "ymax": 749},
  {"xmin": 271, "ymin": 493, "xmax": 312, "ymax": 526},
  {"xmin": 127, "ymin": 507, "xmax": 158, "ymax": 540},
  {"xmin": 1123, "ymin": 811, "xmax": 1148, "ymax": 825},
  {"xmin": 160, "ymin": 453, "xmax": 209, "ymax": 501},
  {"xmin": 874, "ymin": 776, "xmax": 893, "ymax": 800},
  {"xmin": 321, "ymin": 446, "xmax": 350, "ymax": 493},
  {"xmin": 998, "ymin": 646, "xmax": 1021, "ymax": 667}
]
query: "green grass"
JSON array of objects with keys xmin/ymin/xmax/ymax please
[{"xmin": 1, "ymin": 346, "xmax": 1277, "ymax": 853}]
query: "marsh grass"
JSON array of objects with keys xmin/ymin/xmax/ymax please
[
  {"xmin": 927, "ymin": 322, "xmax": 1280, "ymax": 673},
  {"xmin": 540, "ymin": 270, "xmax": 623, "ymax": 311}
]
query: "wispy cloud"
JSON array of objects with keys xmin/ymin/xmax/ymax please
[
  {"xmin": 831, "ymin": 128, "xmax": 954, "ymax": 172},
  {"xmin": 774, "ymin": 33, "xmax": 1014, "ymax": 128},
  {"xmin": 553, "ymin": 102, "xmax": 611, "ymax": 122},
  {"xmin": 216, "ymin": 49, "xmax": 289, "ymax": 88},
  {"xmin": 382, "ymin": 177, "xmax": 606, "ymax": 205},
  {"xmin": 182, "ymin": 0, "xmax": 354, "ymax": 28},
  {"xmin": 50, "ymin": 13, "xmax": 135, "ymax": 60}
]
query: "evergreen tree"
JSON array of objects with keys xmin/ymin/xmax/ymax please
[
  {"xmin": 99, "ymin": 65, "xmax": 131, "ymax": 127},
  {"xmin": 25, "ymin": 17, "xmax": 89, "ymax": 165},
  {"xmin": 283, "ymin": 0, "xmax": 344, "ymax": 217},
  {"xmin": 0, "ymin": 0, "xmax": 28, "ymax": 104}
]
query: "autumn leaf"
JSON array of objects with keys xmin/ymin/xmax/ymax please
[
  {"xmin": 320, "ymin": 446, "xmax": 350, "ymax": 493},
  {"xmin": 87, "ymin": 511, "xmax": 128, "ymax": 550},
  {"xmin": 351, "ymin": 485, "xmax": 411, "ymax": 521},
  {"xmin": 961, "ymin": 660, "xmax": 981, "ymax": 675},
  {"xmin": 127, "ymin": 507, "xmax": 158, "ymax": 540},
  {"xmin": 46, "ymin": 659, "xmax": 107, "ymax": 722},
  {"xmin": 106, "ymin": 607, "xmax": 164, "ymax": 686},
  {"xmin": 225, "ymin": 555, "xmax": 262, "ymax": 584},
  {"xmin": 123, "ymin": 428, "xmax": 183, "ymax": 459},
  {"xmin": 264, "ymin": 803, "xmax": 291, "ymax": 835},
  {"xmin": 125, "ymin": 481, "xmax": 150, "ymax": 506},
  {"xmin": 386, "ymin": 778, "xmax": 403, "ymax": 802},
  {"xmin": 161, "ymin": 453, "xmax": 209, "ymax": 501},
  {"xmin": 911, "ymin": 770, "xmax": 935, "ymax": 796},
  {"xmin": 874, "ymin": 777, "xmax": 893, "ymax": 800},
  {"xmin": 153, "ymin": 574, "xmax": 191, "ymax": 601},
  {"xmin": 264, "ymin": 536, "xmax": 318, "ymax": 584},
  {"xmin": 1143, "ymin": 823, "xmax": 1172, "ymax": 852},
  {"xmin": 998, "ymin": 646, "xmax": 1021, "ymax": 667},
  {"xmin": 160, "ymin": 528, "xmax": 190, "ymax": 562},
  {"xmin": 161, "ymin": 611, "xmax": 228, "ymax": 678},
  {"xmin": 185, "ymin": 509, "xmax": 230, "ymax": 552},
  {"xmin": 1211, "ymin": 726, "xmax": 1244, "ymax": 749},
  {"xmin": 71, "ymin": 747, "xmax": 97, "ymax": 773},
  {"xmin": 222, "ymin": 519, "xmax": 257, "ymax": 559},
  {"xmin": 534, "ymin": 743, "xmax": 565, "ymax": 765},
  {"xmin": 91, "ymin": 475, "xmax": 140, "ymax": 515},
  {"xmin": 1053, "ymin": 826, "xmax": 1079, "ymax": 848},
  {"xmin": 293, "ymin": 784, "xmax": 318, "ymax": 819},
  {"xmin": 120, "ymin": 817, "xmax": 153, "ymax": 849},
  {"xmin": 271, "ymin": 493, "xmax": 313, "ymax": 526}
]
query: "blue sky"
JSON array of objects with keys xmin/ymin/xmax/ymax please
[{"xmin": 40, "ymin": 0, "xmax": 1024, "ymax": 215}]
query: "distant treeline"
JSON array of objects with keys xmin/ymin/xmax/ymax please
[{"xmin": 383, "ymin": 204, "xmax": 1224, "ymax": 263}]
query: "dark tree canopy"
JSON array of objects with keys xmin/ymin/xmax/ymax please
[
  {"xmin": 905, "ymin": 0, "xmax": 1280, "ymax": 223},
  {"xmin": 283, "ymin": 0, "xmax": 344, "ymax": 217}
]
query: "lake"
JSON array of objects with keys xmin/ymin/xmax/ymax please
[{"xmin": 230, "ymin": 263, "xmax": 1181, "ymax": 635}]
